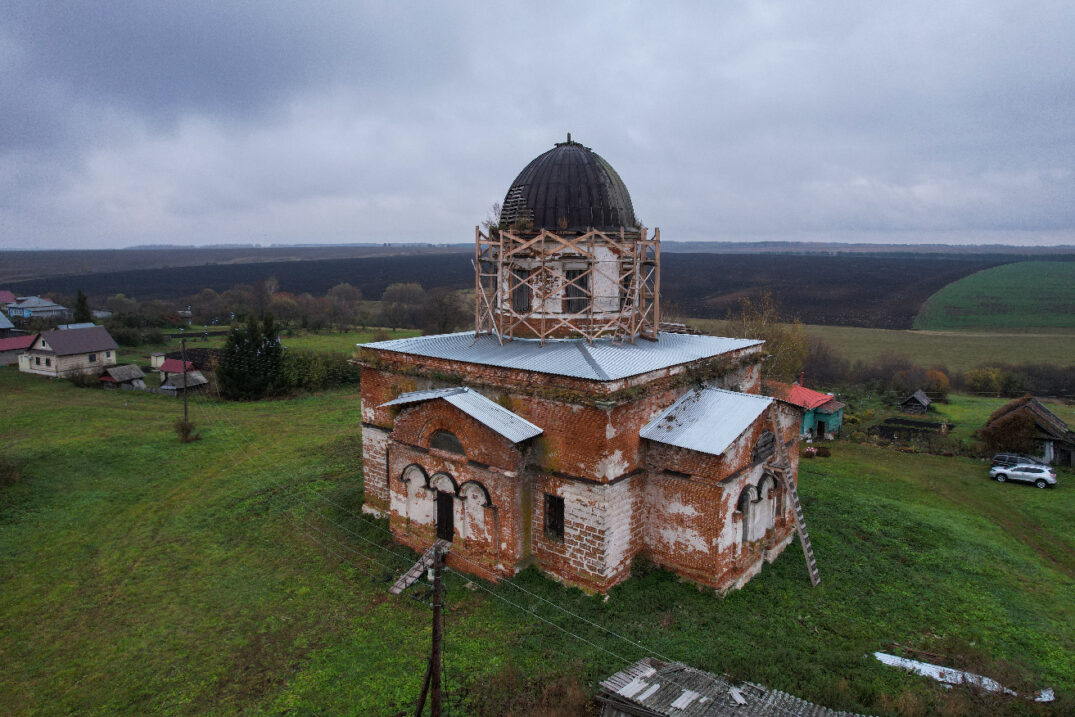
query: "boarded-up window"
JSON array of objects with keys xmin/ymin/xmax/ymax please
[
  {"xmin": 544, "ymin": 493, "xmax": 565, "ymax": 541},
  {"xmin": 431, "ymin": 430, "xmax": 464, "ymax": 455},
  {"xmin": 752, "ymin": 431, "xmax": 775, "ymax": 463},
  {"xmin": 563, "ymin": 268, "xmax": 589, "ymax": 314},
  {"xmin": 512, "ymin": 268, "xmax": 531, "ymax": 312}
]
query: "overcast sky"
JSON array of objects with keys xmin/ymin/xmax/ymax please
[{"xmin": 2, "ymin": 1, "xmax": 1073, "ymax": 249}]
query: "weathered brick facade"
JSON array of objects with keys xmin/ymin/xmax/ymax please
[{"xmin": 358, "ymin": 341, "xmax": 802, "ymax": 594}]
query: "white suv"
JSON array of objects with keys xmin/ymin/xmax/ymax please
[{"xmin": 989, "ymin": 463, "xmax": 1057, "ymax": 489}]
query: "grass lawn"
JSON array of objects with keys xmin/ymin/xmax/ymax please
[
  {"xmin": 913, "ymin": 261, "xmax": 1075, "ymax": 330},
  {"xmin": 688, "ymin": 318, "xmax": 1075, "ymax": 372},
  {"xmin": 1, "ymin": 371, "xmax": 1073, "ymax": 715}
]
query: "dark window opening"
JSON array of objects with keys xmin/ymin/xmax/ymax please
[
  {"xmin": 35, "ymin": 357, "xmax": 41, "ymax": 365},
  {"xmin": 437, "ymin": 491, "xmax": 455, "ymax": 542},
  {"xmin": 88, "ymin": 353, "xmax": 97, "ymax": 363},
  {"xmin": 512, "ymin": 268, "xmax": 531, "ymax": 312},
  {"xmin": 45, "ymin": 358, "xmax": 51, "ymax": 367},
  {"xmin": 563, "ymin": 268, "xmax": 590, "ymax": 314},
  {"xmin": 619, "ymin": 267, "xmax": 634, "ymax": 309},
  {"xmin": 752, "ymin": 431, "xmax": 775, "ymax": 463},
  {"xmin": 431, "ymin": 430, "xmax": 465, "ymax": 455},
  {"xmin": 544, "ymin": 493, "xmax": 565, "ymax": 541}
]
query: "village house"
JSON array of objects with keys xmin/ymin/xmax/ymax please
[
  {"xmin": 0, "ymin": 334, "xmax": 37, "ymax": 366},
  {"xmin": 18, "ymin": 325, "xmax": 118, "ymax": 378},
  {"xmin": 984, "ymin": 396, "xmax": 1075, "ymax": 467},
  {"xmin": 5, "ymin": 296, "xmax": 71, "ymax": 325},
  {"xmin": 359, "ymin": 138, "xmax": 816, "ymax": 594},
  {"xmin": 765, "ymin": 377, "xmax": 844, "ymax": 439},
  {"xmin": 0, "ymin": 312, "xmax": 18, "ymax": 339}
]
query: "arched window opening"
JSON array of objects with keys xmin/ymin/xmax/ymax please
[
  {"xmin": 512, "ymin": 268, "xmax": 531, "ymax": 312},
  {"xmin": 737, "ymin": 487, "xmax": 753, "ymax": 547},
  {"xmin": 752, "ymin": 431, "xmax": 775, "ymax": 463},
  {"xmin": 431, "ymin": 430, "xmax": 464, "ymax": 455},
  {"xmin": 563, "ymin": 267, "xmax": 590, "ymax": 313}
]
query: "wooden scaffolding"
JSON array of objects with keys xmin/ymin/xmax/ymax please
[{"xmin": 474, "ymin": 226, "xmax": 661, "ymax": 344}]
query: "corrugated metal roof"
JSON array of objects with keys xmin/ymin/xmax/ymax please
[
  {"xmin": 381, "ymin": 387, "xmax": 542, "ymax": 444},
  {"xmin": 766, "ymin": 381, "xmax": 835, "ymax": 411},
  {"xmin": 0, "ymin": 313, "xmax": 13, "ymax": 330},
  {"xmin": 361, "ymin": 332, "xmax": 761, "ymax": 382},
  {"xmin": 640, "ymin": 387, "xmax": 772, "ymax": 457},
  {"xmin": 598, "ymin": 658, "xmax": 866, "ymax": 716},
  {"xmin": 0, "ymin": 334, "xmax": 35, "ymax": 352}
]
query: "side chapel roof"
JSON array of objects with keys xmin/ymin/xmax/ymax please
[
  {"xmin": 640, "ymin": 387, "xmax": 773, "ymax": 457},
  {"xmin": 381, "ymin": 387, "xmax": 543, "ymax": 444}
]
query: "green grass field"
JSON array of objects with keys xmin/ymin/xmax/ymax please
[
  {"xmin": 689, "ymin": 318, "xmax": 1075, "ymax": 372},
  {"xmin": 2, "ymin": 372, "xmax": 1073, "ymax": 715},
  {"xmin": 117, "ymin": 327, "xmax": 420, "ymax": 366},
  {"xmin": 913, "ymin": 261, "xmax": 1075, "ymax": 330}
]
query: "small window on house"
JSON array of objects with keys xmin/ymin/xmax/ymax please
[
  {"xmin": 563, "ymin": 268, "xmax": 590, "ymax": 313},
  {"xmin": 105, "ymin": 351, "xmax": 111, "ymax": 358},
  {"xmin": 544, "ymin": 493, "xmax": 565, "ymax": 541},
  {"xmin": 431, "ymin": 430, "xmax": 464, "ymax": 455},
  {"xmin": 45, "ymin": 358, "xmax": 51, "ymax": 367},
  {"xmin": 35, "ymin": 357, "xmax": 41, "ymax": 365},
  {"xmin": 88, "ymin": 353, "xmax": 97, "ymax": 363},
  {"xmin": 752, "ymin": 431, "xmax": 775, "ymax": 463}
]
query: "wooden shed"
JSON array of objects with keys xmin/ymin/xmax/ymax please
[{"xmin": 900, "ymin": 390, "xmax": 931, "ymax": 414}]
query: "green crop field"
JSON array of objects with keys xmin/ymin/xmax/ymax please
[
  {"xmin": 689, "ymin": 318, "xmax": 1075, "ymax": 372},
  {"xmin": 913, "ymin": 261, "xmax": 1075, "ymax": 330},
  {"xmin": 2, "ymin": 372, "xmax": 1073, "ymax": 715}
]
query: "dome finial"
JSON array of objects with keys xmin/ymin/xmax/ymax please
[{"xmin": 567, "ymin": 132, "xmax": 572, "ymax": 143}]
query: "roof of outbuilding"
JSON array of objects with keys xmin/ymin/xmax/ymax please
[
  {"xmin": 902, "ymin": 390, "xmax": 931, "ymax": 406},
  {"xmin": 0, "ymin": 290, "xmax": 16, "ymax": 304},
  {"xmin": 361, "ymin": 332, "xmax": 762, "ymax": 382},
  {"xmin": 499, "ymin": 137, "xmax": 637, "ymax": 232},
  {"xmin": 640, "ymin": 387, "xmax": 773, "ymax": 457},
  {"xmin": 0, "ymin": 313, "xmax": 14, "ymax": 330},
  {"xmin": 0, "ymin": 334, "xmax": 36, "ymax": 352},
  {"xmin": 381, "ymin": 387, "xmax": 543, "ymax": 444},
  {"xmin": 12, "ymin": 296, "xmax": 63, "ymax": 309},
  {"xmin": 102, "ymin": 364, "xmax": 146, "ymax": 382},
  {"xmin": 765, "ymin": 381, "xmax": 836, "ymax": 411},
  {"xmin": 38, "ymin": 326, "xmax": 118, "ymax": 356},
  {"xmin": 160, "ymin": 370, "xmax": 208, "ymax": 389},
  {"xmin": 598, "ymin": 658, "xmax": 865, "ymax": 716},
  {"xmin": 159, "ymin": 358, "xmax": 196, "ymax": 373}
]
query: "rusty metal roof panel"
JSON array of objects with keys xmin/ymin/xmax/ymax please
[
  {"xmin": 382, "ymin": 387, "xmax": 542, "ymax": 443},
  {"xmin": 361, "ymin": 332, "xmax": 761, "ymax": 382},
  {"xmin": 640, "ymin": 387, "xmax": 772, "ymax": 456}
]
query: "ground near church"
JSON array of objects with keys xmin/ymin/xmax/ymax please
[{"xmin": 1, "ymin": 370, "xmax": 1072, "ymax": 715}]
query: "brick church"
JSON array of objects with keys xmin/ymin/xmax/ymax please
[{"xmin": 358, "ymin": 137, "xmax": 810, "ymax": 593}]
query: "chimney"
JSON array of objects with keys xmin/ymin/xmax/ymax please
[{"xmin": 799, "ymin": 371, "xmax": 805, "ymax": 387}]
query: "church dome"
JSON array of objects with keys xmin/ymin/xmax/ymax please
[{"xmin": 499, "ymin": 136, "xmax": 637, "ymax": 232}]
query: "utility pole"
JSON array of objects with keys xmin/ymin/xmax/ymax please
[
  {"xmin": 414, "ymin": 545, "xmax": 444, "ymax": 717},
  {"xmin": 181, "ymin": 337, "xmax": 188, "ymax": 422}
]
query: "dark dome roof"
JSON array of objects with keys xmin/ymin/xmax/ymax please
[{"xmin": 499, "ymin": 137, "xmax": 637, "ymax": 232}]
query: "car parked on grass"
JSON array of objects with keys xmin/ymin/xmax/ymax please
[
  {"xmin": 991, "ymin": 453, "xmax": 1046, "ymax": 468},
  {"xmin": 989, "ymin": 463, "xmax": 1057, "ymax": 489}
]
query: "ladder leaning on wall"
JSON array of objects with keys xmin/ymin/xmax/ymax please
[{"xmin": 768, "ymin": 439, "xmax": 821, "ymax": 587}]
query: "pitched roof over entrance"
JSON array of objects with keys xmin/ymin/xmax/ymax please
[
  {"xmin": 641, "ymin": 387, "xmax": 773, "ymax": 456},
  {"xmin": 362, "ymin": 332, "xmax": 762, "ymax": 382},
  {"xmin": 381, "ymin": 387, "xmax": 542, "ymax": 444},
  {"xmin": 765, "ymin": 381, "xmax": 836, "ymax": 411}
]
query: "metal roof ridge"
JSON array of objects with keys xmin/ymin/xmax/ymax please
[{"xmin": 574, "ymin": 341, "xmax": 610, "ymax": 380}]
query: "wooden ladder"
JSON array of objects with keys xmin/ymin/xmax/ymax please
[
  {"xmin": 770, "ymin": 452, "xmax": 821, "ymax": 587},
  {"xmin": 389, "ymin": 539, "xmax": 451, "ymax": 595}
]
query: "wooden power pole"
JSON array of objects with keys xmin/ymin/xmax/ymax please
[
  {"xmin": 414, "ymin": 545, "xmax": 444, "ymax": 716},
  {"xmin": 180, "ymin": 337, "xmax": 189, "ymax": 422}
]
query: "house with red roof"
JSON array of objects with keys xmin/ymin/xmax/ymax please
[
  {"xmin": 0, "ymin": 333, "xmax": 37, "ymax": 366},
  {"xmin": 765, "ymin": 377, "xmax": 845, "ymax": 439}
]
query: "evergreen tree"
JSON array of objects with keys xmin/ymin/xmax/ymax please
[
  {"xmin": 73, "ymin": 289, "xmax": 92, "ymax": 323},
  {"xmin": 217, "ymin": 314, "xmax": 284, "ymax": 400}
]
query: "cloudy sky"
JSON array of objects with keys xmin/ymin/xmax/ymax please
[{"xmin": 2, "ymin": 1, "xmax": 1073, "ymax": 249}]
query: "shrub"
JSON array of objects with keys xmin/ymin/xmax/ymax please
[
  {"xmin": 174, "ymin": 420, "xmax": 201, "ymax": 443},
  {"xmin": 0, "ymin": 455, "xmax": 21, "ymax": 487}
]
